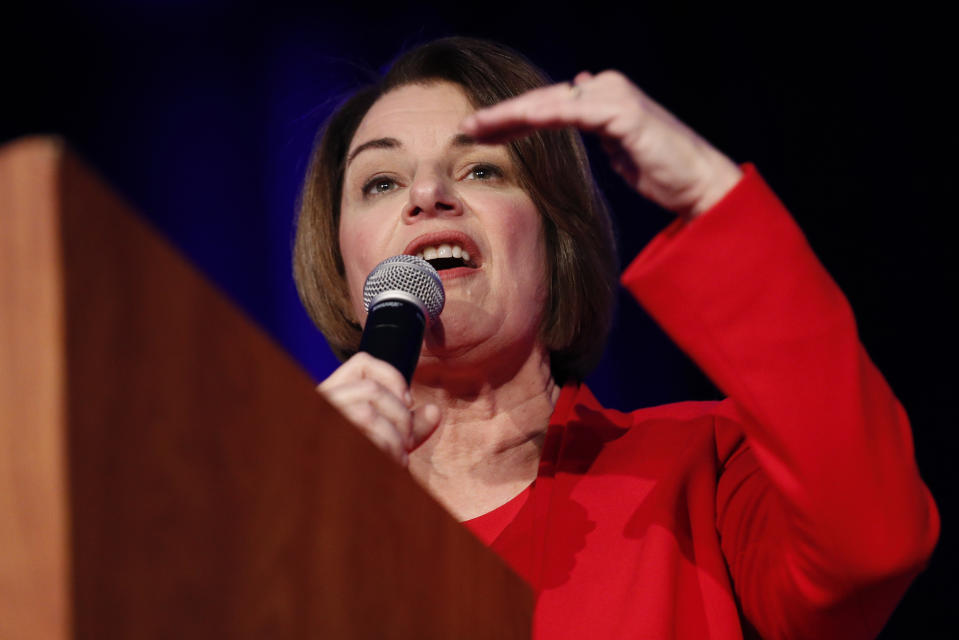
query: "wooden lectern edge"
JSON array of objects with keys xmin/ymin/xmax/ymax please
[{"xmin": 1, "ymin": 136, "xmax": 534, "ymax": 639}]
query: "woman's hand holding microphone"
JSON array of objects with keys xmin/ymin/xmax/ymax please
[{"xmin": 317, "ymin": 352, "xmax": 440, "ymax": 468}]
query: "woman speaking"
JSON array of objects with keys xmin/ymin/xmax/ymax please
[{"xmin": 293, "ymin": 37, "xmax": 938, "ymax": 638}]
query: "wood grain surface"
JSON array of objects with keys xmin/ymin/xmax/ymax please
[{"xmin": 0, "ymin": 137, "xmax": 533, "ymax": 639}]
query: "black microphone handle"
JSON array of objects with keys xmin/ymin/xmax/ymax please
[{"xmin": 358, "ymin": 298, "xmax": 426, "ymax": 385}]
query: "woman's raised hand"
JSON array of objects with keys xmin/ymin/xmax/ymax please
[
  {"xmin": 460, "ymin": 71, "xmax": 743, "ymax": 219},
  {"xmin": 317, "ymin": 352, "xmax": 441, "ymax": 468}
]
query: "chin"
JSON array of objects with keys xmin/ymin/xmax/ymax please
[
  {"xmin": 418, "ymin": 318, "xmax": 543, "ymax": 381},
  {"xmin": 420, "ymin": 330, "xmax": 487, "ymax": 365},
  {"xmin": 423, "ymin": 302, "xmax": 495, "ymax": 351}
]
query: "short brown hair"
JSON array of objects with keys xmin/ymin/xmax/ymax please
[{"xmin": 293, "ymin": 37, "xmax": 617, "ymax": 383}]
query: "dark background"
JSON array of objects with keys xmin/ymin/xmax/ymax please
[{"xmin": 5, "ymin": 1, "xmax": 954, "ymax": 635}]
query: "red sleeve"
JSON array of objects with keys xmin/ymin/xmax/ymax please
[{"xmin": 620, "ymin": 164, "xmax": 939, "ymax": 639}]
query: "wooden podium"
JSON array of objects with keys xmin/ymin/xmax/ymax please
[{"xmin": 0, "ymin": 137, "xmax": 533, "ymax": 639}]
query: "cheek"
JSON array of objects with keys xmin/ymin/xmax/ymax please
[
  {"xmin": 498, "ymin": 203, "xmax": 549, "ymax": 303},
  {"xmin": 504, "ymin": 206, "xmax": 547, "ymax": 269},
  {"xmin": 337, "ymin": 218, "xmax": 380, "ymax": 319}
]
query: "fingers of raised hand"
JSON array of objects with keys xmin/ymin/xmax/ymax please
[
  {"xmin": 572, "ymin": 70, "xmax": 594, "ymax": 86},
  {"xmin": 463, "ymin": 68, "xmax": 741, "ymax": 216},
  {"xmin": 461, "ymin": 70, "xmax": 643, "ymax": 143}
]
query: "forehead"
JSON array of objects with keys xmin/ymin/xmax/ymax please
[{"xmin": 350, "ymin": 82, "xmax": 474, "ymax": 149}]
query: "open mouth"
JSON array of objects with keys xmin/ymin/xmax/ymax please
[
  {"xmin": 406, "ymin": 234, "xmax": 482, "ymax": 272},
  {"xmin": 416, "ymin": 244, "xmax": 476, "ymax": 271}
]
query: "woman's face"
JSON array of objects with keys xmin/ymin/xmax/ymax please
[{"xmin": 339, "ymin": 82, "xmax": 548, "ymax": 373}]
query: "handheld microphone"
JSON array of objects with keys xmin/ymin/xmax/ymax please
[{"xmin": 359, "ymin": 255, "xmax": 445, "ymax": 384}]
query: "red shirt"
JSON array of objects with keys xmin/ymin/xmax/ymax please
[{"xmin": 465, "ymin": 165, "xmax": 939, "ymax": 639}]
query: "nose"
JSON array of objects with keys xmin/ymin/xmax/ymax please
[{"xmin": 401, "ymin": 170, "xmax": 462, "ymax": 223}]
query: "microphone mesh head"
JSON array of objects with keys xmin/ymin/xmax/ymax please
[{"xmin": 363, "ymin": 255, "xmax": 445, "ymax": 322}]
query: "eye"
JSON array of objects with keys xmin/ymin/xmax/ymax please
[
  {"xmin": 362, "ymin": 175, "xmax": 399, "ymax": 197},
  {"xmin": 465, "ymin": 163, "xmax": 504, "ymax": 181}
]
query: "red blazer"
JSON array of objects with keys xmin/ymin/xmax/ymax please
[{"xmin": 466, "ymin": 165, "xmax": 939, "ymax": 639}]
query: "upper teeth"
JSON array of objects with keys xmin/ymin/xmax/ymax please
[{"xmin": 416, "ymin": 243, "xmax": 470, "ymax": 263}]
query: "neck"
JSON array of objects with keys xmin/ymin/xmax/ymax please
[{"xmin": 407, "ymin": 342, "xmax": 560, "ymax": 521}]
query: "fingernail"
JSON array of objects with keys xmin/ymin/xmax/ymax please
[{"xmin": 403, "ymin": 391, "xmax": 413, "ymax": 406}]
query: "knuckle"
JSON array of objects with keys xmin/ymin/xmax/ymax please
[
  {"xmin": 597, "ymin": 69, "xmax": 622, "ymax": 82},
  {"xmin": 372, "ymin": 419, "xmax": 404, "ymax": 456},
  {"xmin": 352, "ymin": 351, "xmax": 375, "ymax": 365},
  {"xmin": 386, "ymin": 401, "xmax": 411, "ymax": 428},
  {"xmin": 365, "ymin": 357, "xmax": 404, "ymax": 385},
  {"xmin": 366, "ymin": 429, "xmax": 394, "ymax": 455},
  {"xmin": 358, "ymin": 379, "xmax": 379, "ymax": 395},
  {"xmin": 353, "ymin": 402, "xmax": 377, "ymax": 425},
  {"xmin": 384, "ymin": 375, "xmax": 408, "ymax": 398},
  {"xmin": 380, "ymin": 368, "xmax": 404, "ymax": 390}
]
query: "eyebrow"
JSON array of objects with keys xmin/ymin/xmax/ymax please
[
  {"xmin": 345, "ymin": 133, "xmax": 479, "ymax": 167},
  {"xmin": 346, "ymin": 137, "xmax": 399, "ymax": 167}
]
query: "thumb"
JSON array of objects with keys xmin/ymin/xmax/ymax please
[{"xmin": 409, "ymin": 404, "xmax": 442, "ymax": 450}]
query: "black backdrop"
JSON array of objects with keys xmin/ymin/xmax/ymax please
[{"xmin": 5, "ymin": 2, "xmax": 954, "ymax": 635}]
